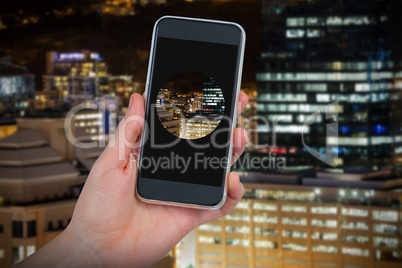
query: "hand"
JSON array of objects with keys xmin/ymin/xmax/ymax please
[{"xmin": 17, "ymin": 92, "xmax": 249, "ymax": 267}]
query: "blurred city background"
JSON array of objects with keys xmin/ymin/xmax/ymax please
[{"xmin": 0, "ymin": 0, "xmax": 401, "ymax": 267}]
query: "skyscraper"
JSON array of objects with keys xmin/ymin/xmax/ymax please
[
  {"xmin": 0, "ymin": 60, "xmax": 35, "ymax": 118},
  {"xmin": 43, "ymin": 51, "xmax": 111, "ymax": 105},
  {"xmin": 157, "ymin": 107, "xmax": 180, "ymax": 137},
  {"xmin": 0, "ymin": 127, "xmax": 84, "ymax": 267},
  {"xmin": 202, "ymin": 77, "xmax": 225, "ymax": 115},
  {"xmin": 256, "ymin": 0, "xmax": 402, "ymax": 171}
]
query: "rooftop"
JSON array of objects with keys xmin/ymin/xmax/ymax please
[
  {"xmin": 0, "ymin": 162, "xmax": 79, "ymax": 181},
  {"xmin": 0, "ymin": 130, "xmax": 46, "ymax": 149},
  {"xmin": 238, "ymin": 170, "xmax": 402, "ymax": 191},
  {"xmin": 0, "ymin": 147, "xmax": 62, "ymax": 166}
]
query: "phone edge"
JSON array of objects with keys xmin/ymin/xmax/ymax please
[{"xmin": 136, "ymin": 15, "xmax": 246, "ymax": 210}]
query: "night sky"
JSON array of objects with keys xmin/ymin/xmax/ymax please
[{"xmin": 0, "ymin": 0, "xmax": 261, "ymax": 91}]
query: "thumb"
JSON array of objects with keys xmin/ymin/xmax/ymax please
[{"xmin": 104, "ymin": 94, "xmax": 145, "ymax": 166}]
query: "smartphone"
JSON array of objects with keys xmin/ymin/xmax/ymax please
[{"xmin": 136, "ymin": 16, "xmax": 245, "ymax": 209}]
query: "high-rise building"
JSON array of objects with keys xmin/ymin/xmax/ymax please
[
  {"xmin": 202, "ymin": 77, "xmax": 225, "ymax": 115},
  {"xmin": 191, "ymin": 95, "xmax": 203, "ymax": 112},
  {"xmin": 180, "ymin": 116, "xmax": 221, "ymax": 140},
  {"xmin": 192, "ymin": 176, "xmax": 402, "ymax": 268},
  {"xmin": 43, "ymin": 51, "xmax": 112, "ymax": 105},
  {"xmin": 256, "ymin": 0, "xmax": 402, "ymax": 171},
  {"xmin": 236, "ymin": 83, "xmax": 258, "ymax": 149},
  {"xmin": 0, "ymin": 61, "xmax": 35, "ymax": 118},
  {"xmin": 0, "ymin": 128, "xmax": 85, "ymax": 267},
  {"xmin": 157, "ymin": 107, "xmax": 180, "ymax": 136},
  {"xmin": 190, "ymin": 1, "xmax": 402, "ymax": 268}
]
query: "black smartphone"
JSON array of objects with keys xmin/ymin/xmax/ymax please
[{"xmin": 136, "ymin": 16, "xmax": 245, "ymax": 209}]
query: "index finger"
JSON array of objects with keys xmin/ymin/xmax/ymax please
[{"xmin": 237, "ymin": 91, "xmax": 248, "ymax": 116}]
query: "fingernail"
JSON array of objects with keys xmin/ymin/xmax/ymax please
[{"xmin": 129, "ymin": 94, "xmax": 133, "ymax": 108}]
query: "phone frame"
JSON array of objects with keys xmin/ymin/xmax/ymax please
[{"xmin": 136, "ymin": 16, "xmax": 245, "ymax": 210}]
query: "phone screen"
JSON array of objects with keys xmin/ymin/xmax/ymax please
[{"xmin": 139, "ymin": 37, "xmax": 239, "ymax": 187}]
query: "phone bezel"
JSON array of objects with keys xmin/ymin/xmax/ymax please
[{"xmin": 136, "ymin": 16, "xmax": 245, "ymax": 210}]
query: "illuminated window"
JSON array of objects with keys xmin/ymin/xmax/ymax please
[
  {"xmin": 342, "ymin": 235, "xmax": 368, "ymax": 243},
  {"xmin": 258, "ymin": 93, "xmax": 306, "ymax": 102},
  {"xmin": 311, "ymin": 207, "xmax": 337, "ymax": 214},
  {"xmin": 332, "ymin": 61, "xmax": 342, "ymax": 70},
  {"xmin": 381, "ymin": 16, "xmax": 389, "ymax": 22},
  {"xmin": 283, "ymin": 230, "xmax": 307, "ymax": 238},
  {"xmin": 255, "ymin": 241, "xmax": 277, "ymax": 248},
  {"xmin": 282, "ymin": 217, "xmax": 307, "ymax": 226},
  {"xmin": 226, "ymin": 226, "xmax": 249, "ymax": 234},
  {"xmin": 373, "ymin": 237, "xmax": 399, "ymax": 249},
  {"xmin": 312, "ymin": 232, "xmax": 337, "ymax": 240},
  {"xmin": 373, "ymin": 210, "xmax": 398, "ymax": 222},
  {"xmin": 13, "ymin": 246, "xmax": 24, "ymax": 264},
  {"xmin": 226, "ymin": 238, "xmax": 249, "ymax": 246},
  {"xmin": 267, "ymin": 114, "xmax": 292, "ymax": 123},
  {"xmin": 287, "ymin": 18, "xmax": 305, "ymax": 27},
  {"xmin": 306, "ymin": 17, "xmax": 326, "ymax": 26},
  {"xmin": 286, "ymin": 29, "xmax": 305, "ymax": 38},
  {"xmin": 342, "ymin": 208, "xmax": 368, "ymax": 217},
  {"xmin": 199, "ymin": 236, "xmax": 221, "ymax": 244},
  {"xmin": 371, "ymin": 137, "xmax": 392, "ymax": 145},
  {"xmin": 312, "ymin": 219, "xmax": 337, "ymax": 228},
  {"xmin": 328, "ymin": 137, "xmax": 368, "ymax": 146},
  {"xmin": 257, "ymin": 72, "xmax": 371, "ymax": 81},
  {"xmin": 274, "ymin": 125, "xmax": 308, "ymax": 134},
  {"xmin": 307, "ymin": 29, "xmax": 323, "ymax": 38},
  {"xmin": 254, "ymin": 215, "xmax": 277, "ymax": 223},
  {"xmin": 344, "ymin": 16, "xmax": 370, "ymax": 25},
  {"xmin": 283, "ymin": 243, "xmax": 307, "ymax": 251},
  {"xmin": 226, "ymin": 214, "xmax": 250, "ymax": 221},
  {"xmin": 342, "ymin": 221, "xmax": 368, "ymax": 230},
  {"xmin": 297, "ymin": 114, "xmax": 322, "ymax": 123},
  {"xmin": 254, "ymin": 189, "xmax": 315, "ymax": 201},
  {"xmin": 26, "ymin": 245, "xmax": 35, "ymax": 257},
  {"xmin": 255, "ymin": 228, "xmax": 277, "ymax": 236},
  {"xmin": 355, "ymin": 83, "xmax": 370, "ymax": 92},
  {"xmin": 236, "ymin": 201, "xmax": 249, "ymax": 209},
  {"xmin": 282, "ymin": 205, "xmax": 306, "ymax": 213},
  {"xmin": 303, "ymin": 83, "xmax": 327, "ymax": 92},
  {"xmin": 326, "ymin": 16, "xmax": 342, "ymax": 25},
  {"xmin": 252, "ymin": 202, "xmax": 277, "ymax": 211},
  {"xmin": 257, "ymin": 103, "xmax": 343, "ymax": 113},
  {"xmin": 342, "ymin": 247, "xmax": 369, "ymax": 257},
  {"xmin": 199, "ymin": 224, "xmax": 222, "ymax": 232},
  {"xmin": 313, "ymin": 245, "xmax": 338, "ymax": 254}
]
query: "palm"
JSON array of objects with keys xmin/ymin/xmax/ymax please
[{"xmin": 68, "ymin": 93, "xmax": 248, "ymax": 267}]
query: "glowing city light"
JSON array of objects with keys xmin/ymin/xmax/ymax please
[{"xmin": 59, "ymin": 53, "xmax": 84, "ymax": 61}]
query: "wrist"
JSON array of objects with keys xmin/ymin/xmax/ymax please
[
  {"xmin": 56, "ymin": 224, "xmax": 102, "ymax": 267},
  {"xmin": 14, "ymin": 224, "xmax": 101, "ymax": 267}
]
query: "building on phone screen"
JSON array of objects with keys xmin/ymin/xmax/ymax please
[
  {"xmin": 202, "ymin": 77, "xmax": 225, "ymax": 115},
  {"xmin": 179, "ymin": 116, "xmax": 221, "ymax": 140},
  {"xmin": 157, "ymin": 107, "xmax": 180, "ymax": 137}
]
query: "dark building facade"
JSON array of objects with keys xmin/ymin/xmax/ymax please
[
  {"xmin": 0, "ymin": 61, "xmax": 35, "ymax": 118},
  {"xmin": 255, "ymin": 0, "xmax": 402, "ymax": 171},
  {"xmin": 43, "ymin": 51, "xmax": 111, "ymax": 104},
  {"xmin": 202, "ymin": 76, "xmax": 225, "ymax": 115}
]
